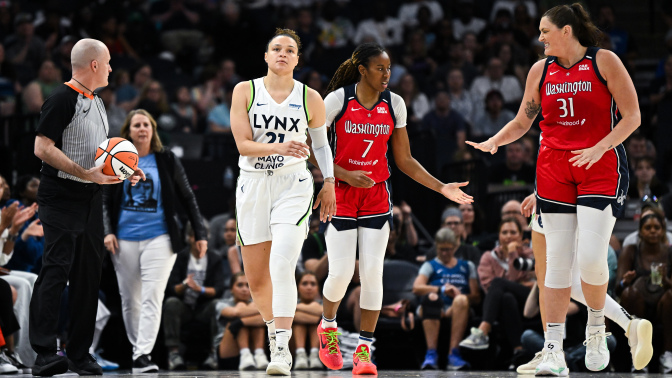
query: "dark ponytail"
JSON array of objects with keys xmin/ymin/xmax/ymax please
[
  {"xmin": 325, "ymin": 42, "xmax": 386, "ymax": 95},
  {"xmin": 543, "ymin": 3, "xmax": 601, "ymax": 47}
]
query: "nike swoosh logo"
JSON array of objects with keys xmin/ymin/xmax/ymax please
[
  {"xmin": 299, "ymin": 178, "xmax": 307, "ymax": 182},
  {"xmin": 351, "ymin": 107, "xmax": 362, "ymax": 111},
  {"xmin": 549, "ymin": 71, "xmax": 559, "ymax": 75},
  {"xmin": 241, "ymin": 185, "xmax": 244, "ymax": 193},
  {"xmin": 83, "ymin": 109, "xmax": 88, "ymax": 113},
  {"xmin": 257, "ymin": 103, "xmax": 267, "ymax": 106},
  {"xmin": 320, "ymin": 339, "xmax": 328, "ymax": 349}
]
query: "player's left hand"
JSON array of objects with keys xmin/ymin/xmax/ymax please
[
  {"xmin": 129, "ymin": 168, "xmax": 146, "ymax": 186},
  {"xmin": 521, "ymin": 193, "xmax": 536, "ymax": 218},
  {"xmin": 569, "ymin": 145, "xmax": 608, "ymax": 170},
  {"xmin": 313, "ymin": 182, "xmax": 336, "ymax": 222},
  {"xmin": 196, "ymin": 240, "xmax": 207, "ymax": 258},
  {"xmin": 440, "ymin": 182, "xmax": 473, "ymax": 204}
]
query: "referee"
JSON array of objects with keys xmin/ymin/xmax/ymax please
[{"xmin": 29, "ymin": 39, "xmax": 144, "ymax": 376}]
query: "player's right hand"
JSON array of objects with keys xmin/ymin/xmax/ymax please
[
  {"xmin": 104, "ymin": 234, "xmax": 119, "ymax": 254},
  {"xmin": 86, "ymin": 164, "xmax": 124, "ymax": 185},
  {"xmin": 344, "ymin": 170, "xmax": 375, "ymax": 188},
  {"xmin": 521, "ymin": 193, "xmax": 536, "ymax": 218},
  {"xmin": 274, "ymin": 141, "xmax": 310, "ymax": 159},
  {"xmin": 466, "ymin": 138, "xmax": 498, "ymax": 154}
]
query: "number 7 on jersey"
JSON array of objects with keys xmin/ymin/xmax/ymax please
[{"xmin": 362, "ymin": 139, "xmax": 374, "ymax": 158}]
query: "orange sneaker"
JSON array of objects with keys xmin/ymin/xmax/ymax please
[
  {"xmin": 317, "ymin": 322, "xmax": 343, "ymax": 370},
  {"xmin": 352, "ymin": 345, "xmax": 377, "ymax": 375}
]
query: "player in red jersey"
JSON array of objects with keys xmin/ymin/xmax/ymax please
[
  {"xmin": 308, "ymin": 43, "xmax": 473, "ymax": 375},
  {"xmin": 468, "ymin": 4, "xmax": 640, "ymax": 376}
]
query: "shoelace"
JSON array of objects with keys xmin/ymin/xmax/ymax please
[
  {"xmin": 583, "ymin": 332, "xmax": 612, "ymax": 349},
  {"xmin": 355, "ymin": 348, "xmax": 371, "ymax": 363},
  {"xmin": 542, "ymin": 350, "xmax": 564, "ymax": 365},
  {"xmin": 319, "ymin": 330, "xmax": 342, "ymax": 354}
]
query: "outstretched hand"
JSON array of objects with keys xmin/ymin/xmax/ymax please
[
  {"xmin": 439, "ymin": 182, "xmax": 473, "ymax": 204},
  {"xmin": 466, "ymin": 138, "xmax": 498, "ymax": 154}
]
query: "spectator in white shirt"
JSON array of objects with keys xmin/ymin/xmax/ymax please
[
  {"xmin": 353, "ymin": 1, "xmax": 403, "ymax": 47},
  {"xmin": 470, "ymin": 57, "xmax": 522, "ymax": 107}
]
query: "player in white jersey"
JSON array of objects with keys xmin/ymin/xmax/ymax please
[{"xmin": 230, "ymin": 28, "xmax": 336, "ymax": 376}]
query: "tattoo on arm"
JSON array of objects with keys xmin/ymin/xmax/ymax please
[
  {"xmin": 525, "ymin": 99, "xmax": 541, "ymax": 119},
  {"xmin": 608, "ymin": 145, "xmax": 613, "ymax": 150}
]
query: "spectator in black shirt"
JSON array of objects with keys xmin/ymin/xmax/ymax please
[{"xmin": 488, "ymin": 139, "xmax": 535, "ymax": 187}]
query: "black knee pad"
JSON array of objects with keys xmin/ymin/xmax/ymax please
[{"xmin": 421, "ymin": 294, "xmax": 443, "ymax": 319}]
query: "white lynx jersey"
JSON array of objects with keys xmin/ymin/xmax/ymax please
[{"xmin": 240, "ymin": 77, "xmax": 310, "ymax": 171}]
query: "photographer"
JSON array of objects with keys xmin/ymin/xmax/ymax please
[{"xmin": 459, "ymin": 217, "xmax": 535, "ymax": 362}]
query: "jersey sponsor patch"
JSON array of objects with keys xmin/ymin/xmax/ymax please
[
  {"xmin": 579, "ymin": 63, "xmax": 590, "ymax": 71},
  {"xmin": 289, "ymin": 103, "xmax": 302, "ymax": 110}
]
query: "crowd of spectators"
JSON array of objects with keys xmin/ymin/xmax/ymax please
[{"xmin": 1, "ymin": 0, "xmax": 672, "ymax": 374}]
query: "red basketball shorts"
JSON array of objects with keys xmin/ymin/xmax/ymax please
[
  {"xmin": 535, "ymin": 144, "xmax": 629, "ymax": 217},
  {"xmin": 330, "ymin": 180, "xmax": 392, "ymax": 230}
]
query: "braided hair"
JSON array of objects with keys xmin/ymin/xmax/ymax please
[{"xmin": 325, "ymin": 43, "xmax": 386, "ymax": 95}]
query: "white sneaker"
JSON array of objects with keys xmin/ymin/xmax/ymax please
[
  {"xmin": 294, "ymin": 350, "xmax": 309, "ymax": 370},
  {"xmin": 266, "ymin": 345, "xmax": 292, "ymax": 375},
  {"xmin": 535, "ymin": 346, "xmax": 568, "ymax": 377},
  {"xmin": 239, "ymin": 351, "xmax": 256, "ymax": 371},
  {"xmin": 0, "ymin": 352, "xmax": 18, "ymax": 374},
  {"xmin": 660, "ymin": 351, "xmax": 672, "ymax": 374},
  {"xmin": 269, "ymin": 336, "xmax": 277, "ymax": 355},
  {"xmin": 459, "ymin": 327, "xmax": 489, "ymax": 350},
  {"xmin": 517, "ymin": 351, "xmax": 543, "ymax": 374},
  {"xmin": 308, "ymin": 350, "xmax": 322, "ymax": 370},
  {"xmin": 626, "ymin": 318, "xmax": 653, "ymax": 371},
  {"xmin": 254, "ymin": 352, "xmax": 269, "ymax": 370},
  {"xmin": 584, "ymin": 325, "xmax": 611, "ymax": 371}
]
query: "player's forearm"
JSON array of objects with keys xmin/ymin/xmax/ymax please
[
  {"xmin": 490, "ymin": 118, "xmax": 531, "ymax": 148},
  {"xmin": 236, "ymin": 140, "xmax": 279, "ymax": 158},
  {"xmin": 595, "ymin": 113, "xmax": 641, "ymax": 152}
]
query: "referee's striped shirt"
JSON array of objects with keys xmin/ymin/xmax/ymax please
[{"xmin": 36, "ymin": 83, "xmax": 109, "ymax": 183}]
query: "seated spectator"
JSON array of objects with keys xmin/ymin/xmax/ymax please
[
  {"xmin": 0, "ymin": 279, "xmax": 19, "ymax": 374},
  {"xmin": 117, "ymin": 63, "xmax": 152, "ymax": 112},
  {"xmin": 452, "ymin": 0, "xmax": 487, "ymax": 40},
  {"xmin": 447, "ymin": 68, "xmax": 478, "ymax": 126},
  {"xmin": 623, "ymin": 202, "xmax": 672, "ymax": 248},
  {"xmin": 402, "ymin": 31, "xmax": 436, "ymax": 93},
  {"xmin": 137, "ymin": 80, "xmax": 171, "ymax": 131},
  {"xmin": 459, "ymin": 203, "xmax": 487, "ymax": 248},
  {"xmin": 397, "ymin": 73, "xmax": 430, "ymax": 130},
  {"xmin": 352, "ymin": 0, "xmax": 403, "ymax": 47},
  {"xmin": 292, "ymin": 272, "xmax": 323, "ymax": 370},
  {"xmin": 459, "ymin": 218, "xmax": 535, "ymax": 358},
  {"xmin": 470, "ymin": 57, "xmax": 523, "ymax": 108},
  {"xmin": 4, "ymin": 175, "xmax": 43, "ymax": 274},
  {"xmin": 422, "ymin": 91, "xmax": 467, "ymax": 172},
  {"xmin": 22, "ymin": 60, "xmax": 60, "ymax": 115},
  {"xmin": 213, "ymin": 218, "xmax": 237, "ymax": 260},
  {"xmin": 0, "ymin": 43, "xmax": 17, "ymax": 117},
  {"xmin": 472, "ymin": 89, "xmax": 516, "ymax": 139},
  {"xmin": 500, "ymin": 200, "xmax": 531, "ymax": 239},
  {"xmin": 616, "ymin": 212, "xmax": 672, "ymax": 374},
  {"xmin": 163, "ymin": 220, "xmax": 225, "ymax": 371},
  {"xmin": 414, "ymin": 228, "xmax": 480, "ymax": 371},
  {"xmin": 627, "ymin": 157, "xmax": 669, "ymax": 200},
  {"xmin": 207, "ymin": 100, "xmax": 232, "ymax": 134},
  {"xmin": 4, "ymin": 13, "xmax": 46, "ymax": 86},
  {"xmin": 520, "ymin": 283, "xmax": 616, "ymax": 372},
  {"xmin": 397, "ymin": 0, "xmax": 444, "ymax": 28},
  {"xmin": 98, "ymin": 86, "xmax": 127, "ymax": 137},
  {"xmin": 170, "ymin": 86, "xmax": 198, "ymax": 133},
  {"xmin": 488, "ymin": 140, "xmax": 536, "ymax": 187},
  {"xmin": 425, "ymin": 207, "xmax": 481, "ymax": 268},
  {"xmin": 217, "ymin": 273, "xmax": 269, "ymax": 371}
]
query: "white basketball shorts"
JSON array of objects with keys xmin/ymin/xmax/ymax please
[{"xmin": 235, "ymin": 163, "xmax": 313, "ymax": 246}]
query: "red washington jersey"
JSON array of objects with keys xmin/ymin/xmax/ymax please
[
  {"xmin": 539, "ymin": 47, "xmax": 619, "ymax": 151},
  {"xmin": 325, "ymin": 84, "xmax": 407, "ymax": 184}
]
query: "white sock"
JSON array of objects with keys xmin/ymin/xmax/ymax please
[
  {"xmin": 240, "ymin": 348, "xmax": 251, "ymax": 355},
  {"xmin": 254, "ymin": 348, "xmax": 265, "ymax": 355},
  {"xmin": 275, "ymin": 328, "xmax": 292, "ymax": 349},
  {"xmin": 545, "ymin": 323, "xmax": 565, "ymax": 351},
  {"xmin": 588, "ymin": 307, "xmax": 605, "ymax": 327},
  {"xmin": 296, "ymin": 348, "xmax": 305, "ymax": 354},
  {"xmin": 310, "ymin": 348, "xmax": 318, "ymax": 355},
  {"xmin": 264, "ymin": 318, "xmax": 276, "ymax": 339},
  {"xmin": 321, "ymin": 314, "xmax": 337, "ymax": 329},
  {"xmin": 608, "ymin": 302, "xmax": 632, "ymax": 333},
  {"xmin": 358, "ymin": 336, "xmax": 373, "ymax": 350}
]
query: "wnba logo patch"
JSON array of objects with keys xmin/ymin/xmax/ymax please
[{"xmin": 289, "ymin": 104, "xmax": 302, "ymax": 111}]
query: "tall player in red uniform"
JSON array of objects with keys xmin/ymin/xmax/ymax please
[
  {"xmin": 468, "ymin": 4, "xmax": 640, "ymax": 376},
  {"xmin": 309, "ymin": 43, "xmax": 473, "ymax": 375}
]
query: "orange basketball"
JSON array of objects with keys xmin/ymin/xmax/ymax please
[{"xmin": 94, "ymin": 138, "xmax": 139, "ymax": 180}]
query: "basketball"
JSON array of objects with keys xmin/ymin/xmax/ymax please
[{"xmin": 94, "ymin": 137, "xmax": 139, "ymax": 180}]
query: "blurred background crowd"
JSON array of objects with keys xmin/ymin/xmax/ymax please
[{"xmin": 1, "ymin": 0, "xmax": 672, "ymax": 374}]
